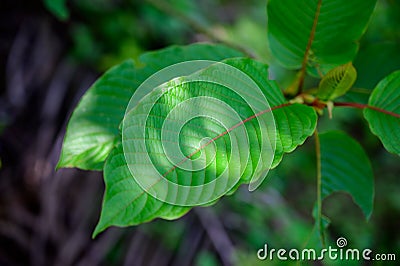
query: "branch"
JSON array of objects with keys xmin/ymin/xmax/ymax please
[
  {"xmin": 195, "ymin": 208, "xmax": 235, "ymax": 266},
  {"xmin": 334, "ymin": 102, "xmax": 400, "ymax": 118},
  {"xmin": 146, "ymin": 0, "xmax": 256, "ymax": 58},
  {"xmin": 314, "ymin": 129, "xmax": 325, "ymax": 246},
  {"xmin": 298, "ymin": 0, "xmax": 322, "ymax": 93}
]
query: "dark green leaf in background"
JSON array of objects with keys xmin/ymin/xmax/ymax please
[
  {"xmin": 267, "ymin": 0, "xmax": 377, "ymax": 75},
  {"xmin": 320, "ymin": 131, "xmax": 374, "ymax": 219}
]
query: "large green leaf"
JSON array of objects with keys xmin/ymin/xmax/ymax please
[
  {"xmin": 320, "ymin": 131, "xmax": 374, "ymax": 219},
  {"xmin": 94, "ymin": 58, "xmax": 317, "ymax": 236},
  {"xmin": 57, "ymin": 43, "xmax": 243, "ymax": 170},
  {"xmin": 364, "ymin": 70, "xmax": 400, "ymax": 155},
  {"xmin": 267, "ymin": 0, "xmax": 377, "ymax": 74}
]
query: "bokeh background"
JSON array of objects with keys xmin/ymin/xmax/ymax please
[{"xmin": 0, "ymin": 0, "xmax": 399, "ymax": 265}]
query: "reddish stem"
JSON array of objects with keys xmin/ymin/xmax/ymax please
[
  {"xmin": 298, "ymin": 0, "xmax": 322, "ymax": 93},
  {"xmin": 162, "ymin": 101, "xmax": 399, "ymax": 177},
  {"xmin": 162, "ymin": 102, "xmax": 292, "ymax": 177},
  {"xmin": 334, "ymin": 102, "xmax": 400, "ymax": 118}
]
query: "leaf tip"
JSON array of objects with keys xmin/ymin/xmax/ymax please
[
  {"xmin": 55, "ymin": 158, "xmax": 65, "ymax": 171},
  {"xmin": 92, "ymin": 223, "xmax": 106, "ymax": 239}
]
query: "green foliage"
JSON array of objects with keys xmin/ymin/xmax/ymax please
[
  {"xmin": 320, "ymin": 131, "xmax": 374, "ymax": 218},
  {"xmin": 317, "ymin": 63, "xmax": 357, "ymax": 101},
  {"xmin": 364, "ymin": 70, "xmax": 400, "ymax": 155},
  {"xmin": 267, "ymin": 0, "xmax": 377, "ymax": 75},
  {"xmin": 44, "ymin": 0, "xmax": 69, "ymax": 21},
  {"xmin": 93, "ymin": 144, "xmax": 190, "ymax": 237},
  {"xmin": 57, "ymin": 60, "xmax": 133, "ymax": 170},
  {"xmin": 94, "ymin": 58, "xmax": 317, "ymax": 236},
  {"xmin": 58, "ymin": 0, "xmax": 400, "ymax": 245},
  {"xmin": 221, "ymin": 59, "xmax": 318, "ymax": 170},
  {"xmin": 58, "ymin": 44, "xmax": 243, "ymax": 170}
]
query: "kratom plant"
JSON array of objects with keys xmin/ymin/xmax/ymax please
[{"xmin": 57, "ymin": 0, "xmax": 399, "ymax": 243}]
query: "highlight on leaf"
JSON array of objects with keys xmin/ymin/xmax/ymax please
[
  {"xmin": 317, "ymin": 62, "xmax": 357, "ymax": 101},
  {"xmin": 121, "ymin": 60, "xmax": 278, "ymax": 206}
]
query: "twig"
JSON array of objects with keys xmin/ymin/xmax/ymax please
[
  {"xmin": 334, "ymin": 102, "xmax": 400, "ymax": 118},
  {"xmin": 314, "ymin": 129, "xmax": 325, "ymax": 246},
  {"xmin": 195, "ymin": 208, "xmax": 235, "ymax": 266},
  {"xmin": 298, "ymin": 0, "xmax": 322, "ymax": 93},
  {"xmin": 146, "ymin": 0, "xmax": 255, "ymax": 58}
]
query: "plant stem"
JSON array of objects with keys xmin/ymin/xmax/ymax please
[
  {"xmin": 298, "ymin": 0, "xmax": 322, "ymax": 93},
  {"xmin": 334, "ymin": 102, "xmax": 400, "ymax": 118},
  {"xmin": 314, "ymin": 129, "xmax": 325, "ymax": 246},
  {"xmin": 146, "ymin": 0, "xmax": 255, "ymax": 58}
]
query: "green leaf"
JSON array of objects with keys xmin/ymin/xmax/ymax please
[
  {"xmin": 44, "ymin": 0, "xmax": 69, "ymax": 21},
  {"xmin": 267, "ymin": 0, "xmax": 377, "ymax": 75},
  {"xmin": 317, "ymin": 62, "xmax": 357, "ymax": 101},
  {"xmin": 320, "ymin": 131, "xmax": 374, "ymax": 219},
  {"xmin": 94, "ymin": 58, "xmax": 317, "ymax": 236},
  {"xmin": 93, "ymin": 144, "xmax": 190, "ymax": 237},
  {"xmin": 221, "ymin": 59, "xmax": 318, "ymax": 170},
  {"xmin": 272, "ymin": 104, "xmax": 318, "ymax": 168},
  {"xmin": 57, "ymin": 43, "xmax": 243, "ymax": 170},
  {"xmin": 364, "ymin": 70, "xmax": 400, "ymax": 155}
]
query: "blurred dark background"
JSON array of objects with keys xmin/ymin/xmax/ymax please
[{"xmin": 0, "ymin": 0, "xmax": 399, "ymax": 265}]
